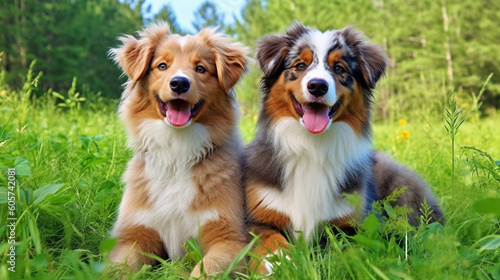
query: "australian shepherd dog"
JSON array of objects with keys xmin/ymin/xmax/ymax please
[
  {"xmin": 243, "ymin": 22, "xmax": 444, "ymax": 273},
  {"xmin": 109, "ymin": 22, "xmax": 249, "ymax": 277}
]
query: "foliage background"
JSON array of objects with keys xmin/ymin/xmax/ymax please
[{"xmin": 1, "ymin": 0, "xmax": 499, "ymax": 121}]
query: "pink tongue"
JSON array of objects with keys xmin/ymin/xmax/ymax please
[
  {"xmin": 166, "ymin": 100, "xmax": 191, "ymax": 126},
  {"xmin": 302, "ymin": 105, "xmax": 330, "ymax": 134}
]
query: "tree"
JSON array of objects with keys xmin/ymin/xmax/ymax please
[
  {"xmin": 0, "ymin": 0, "xmax": 144, "ymax": 98},
  {"xmin": 192, "ymin": 1, "xmax": 225, "ymax": 32},
  {"xmin": 151, "ymin": 4, "xmax": 185, "ymax": 35}
]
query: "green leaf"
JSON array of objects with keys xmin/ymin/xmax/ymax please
[
  {"xmin": 351, "ymin": 234, "xmax": 386, "ymax": 253},
  {"xmin": 98, "ymin": 238, "xmax": 117, "ymax": 253},
  {"xmin": 52, "ymin": 91, "xmax": 65, "ymax": 100},
  {"xmin": 33, "ymin": 183, "xmax": 64, "ymax": 204},
  {"xmin": 383, "ymin": 202, "xmax": 396, "ymax": 218},
  {"xmin": 14, "ymin": 157, "xmax": 31, "ymax": 176},
  {"xmin": 473, "ymin": 198, "xmax": 500, "ymax": 217},
  {"xmin": 363, "ymin": 213, "xmax": 381, "ymax": 235},
  {"xmin": 474, "ymin": 235, "xmax": 500, "ymax": 252},
  {"xmin": 492, "ymin": 264, "xmax": 500, "ymax": 280},
  {"xmin": 31, "ymin": 254, "xmax": 48, "ymax": 268},
  {"xmin": 0, "ymin": 242, "xmax": 10, "ymax": 254},
  {"xmin": 184, "ymin": 237, "xmax": 203, "ymax": 263}
]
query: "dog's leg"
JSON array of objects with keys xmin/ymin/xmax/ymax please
[
  {"xmin": 110, "ymin": 156, "xmax": 167, "ymax": 268},
  {"xmin": 248, "ymin": 224, "xmax": 290, "ymax": 275},
  {"xmin": 188, "ymin": 145, "xmax": 249, "ymax": 277},
  {"xmin": 245, "ymin": 181, "xmax": 292, "ymax": 274},
  {"xmin": 190, "ymin": 219, "xmax": 246, "ymax": 278},
  {"xmin": 110, "ymin": 225, "xmax": 166, "ymax": 269},
  {"xmin": 373, "ymin": 151, "xmax": 444, "ymax": 225}
]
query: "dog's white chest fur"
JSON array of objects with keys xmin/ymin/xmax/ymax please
[
  {"xmin": 258, "ymin": 118, "xmax": 371, "ymax": 241},
  {"xmin": 131, "ymin": 119, "xmax": 219, "ymax": 259}
]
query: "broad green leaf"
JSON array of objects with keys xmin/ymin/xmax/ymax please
[
  {"xmin": 492, "ymin": 264, "xmax": 500, "ymax": 280},
  {"xmin": 475, "ymin": 235, "xmax": 500, "ymax": 252},
  {"xmin": 363, "ymin": 213, "xmax": 381, "ymax": 235},
  {"xmin": 98, "ymin": 238, "xmax": 117, "ymax": 253},
  {"xmin": 13, "ymin": 157, "xmax": 31, "ymax": 176},
  {"xmin": 33, "ymin": 183, "xmax": 64, "ymax": 204},
  {"xmin": 350, "ymin": 234, "xmax": 386, "ymax": 253},
  {"xmin": 31, "ymin": 254, "xmax": 48, "ymax": 268},
  {"xmin": 473, "ymin": 198, "xmax": 500, "ymax": 217}
]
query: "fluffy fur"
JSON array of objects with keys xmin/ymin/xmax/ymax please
[
  {"xmin": 109, "ymin": 22, "xmax": 249, "ymax": 277},
  {"xmin": 243, "ymin": 22, "xmax": 443, "ymax": 273}
]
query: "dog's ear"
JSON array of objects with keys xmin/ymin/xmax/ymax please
[
  {"xmin": 110, "ymin": 22, "xmax": 170, "ymax": 83},
  {"xmin": 257, "ymin": 21, "xmax": 308, "ymax": 78},
  {"xmin": 341, "ymin": 26, "xmax": 388, "ymax": 89},
  {"xmin": 256, "ymin": 34, "xmax": 288, "ymax": 78},
  {"xmin": 201, "ymin": 28, "xmax": 249, "ymax": 93}
]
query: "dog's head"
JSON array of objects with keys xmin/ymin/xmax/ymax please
[
  {"xmin": 110, "ymin": 22, "xmax": 248, "ymax": 129},
  {"xmin": 257, "ymin": 22, "xmax": 387, "ymax": 135}
]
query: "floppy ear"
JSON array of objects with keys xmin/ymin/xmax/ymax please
[
  {"xmin": 109, "ymin": 22, "xmax": 170, "ymax": 82},
  {"xmin": 341, "ymin": 26, "xmax": 388, "ymax": 88},
  {"xmin": 256, "ymin": 34, "xmax": 289, "ymax": 78},
  {"xmin": 257, "ymin": 21, "xmax": 308, "ymax": 78},
  {"xmin": 201, "ymin": 28, "xmax": 249, "ymax": 93}
]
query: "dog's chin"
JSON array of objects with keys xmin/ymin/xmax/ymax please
[
  {"xmin": 158, "ymin": 98, "xmax": 204, "ymax": 129},
  {"xmin": 291, "ymin": 94, "xmax": 341, "ymax": 134}
]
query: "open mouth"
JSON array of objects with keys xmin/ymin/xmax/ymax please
[
  {"xmin": 291, "ymin": 94, "xmax": 341, "ymax": 134},
  {"xmin": 158, "ymin": 97, "xmax": 204, "ymax": 127}
]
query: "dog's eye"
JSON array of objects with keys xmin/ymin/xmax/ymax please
[
  {"xmin": 196, "ymin": 65, "xmax": 206, "ymax": 73},
  {"xmin": 333, "ymin": 64, "xmax": 346, "ymax": 74},
  {"xmin": 158, "ymin": 63, "xmax": 168, "ymax": 71},
  {"xmin": 295, "ymin": 62, "xmax": 307, "ymax": 71}
]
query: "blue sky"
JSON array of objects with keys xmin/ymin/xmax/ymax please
[{"xmin": 143, "ymin": 0, "xmax": 246, "ymax": 33}]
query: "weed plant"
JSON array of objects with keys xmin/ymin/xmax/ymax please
[{"xmin": 0, "ymin": 65, "xmax": 499, "ymax": 279}]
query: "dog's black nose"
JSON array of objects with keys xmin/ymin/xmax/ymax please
[
  {"xmin": 170, "ymin": 76, "xmax": 190, "ymax": 94},
  {"xmin": 307, "ymin": 79, "xmax": 329, "ymax": 97}
]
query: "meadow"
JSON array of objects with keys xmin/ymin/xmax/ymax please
[{"xmin": 0, "ymin": 64, "xmax": 499, "ymax": 280}]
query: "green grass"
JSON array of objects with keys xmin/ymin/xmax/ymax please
[{"xmin": 0, "ymin": 68, "xmax": 499, "ymax": 280}]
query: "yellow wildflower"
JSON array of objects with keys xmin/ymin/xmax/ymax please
[
  {"xmin": 398, "ymin": 119, "xmax": 407, "ymax": 126},
  {"xmin": 400, "ymin": 130, "xmax": 411, "ymax": 139}
]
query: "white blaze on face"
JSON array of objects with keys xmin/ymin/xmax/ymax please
[
  {"xmin": 172, "ymin": 69, "xmax": 189, "ymax": 79},
  {"xmin": 298, "ymin": 30, "xmax": 339, "ymax": 134}
]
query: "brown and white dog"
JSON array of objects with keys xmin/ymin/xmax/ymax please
[
  {"xmin": 243, "ymin": 22, "xmax": 443, "ymax": 273},
  {"xmin": 109, "ymin": 22, "xmax": 249, "ymax": 277}
]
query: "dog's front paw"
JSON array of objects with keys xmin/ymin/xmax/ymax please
[
  {"xmin": 259, "ymin": 250, "xmax": 295, "ymax": 276},
  {"xmin": 190, "ymin": 264, "xmax": 202, "ymax": 278},
  {"xmin": 190, "ymin": 257, "xmax": 224, "ymax": 279}
]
